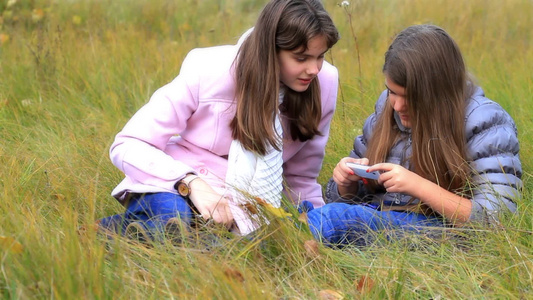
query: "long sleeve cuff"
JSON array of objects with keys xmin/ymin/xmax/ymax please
[{"xmin": 324, "ymin": 178, "xmax": 365, "ymax": 204}]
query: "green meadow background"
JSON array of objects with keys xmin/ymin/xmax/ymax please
[{"xmin": 1, "ymin": 0, "xmax": 531, "ymax": 298}]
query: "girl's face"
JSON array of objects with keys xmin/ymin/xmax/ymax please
[
  {"xmin": 278, "ymin": 35, "xmax": 328, "ymax": 92},
  {"xmin": 385, "ymin": 76, "xmax": 410, "ymax": 128}
]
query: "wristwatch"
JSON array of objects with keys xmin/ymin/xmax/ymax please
[{"xmin": 175, "ymin": 174, "xmax": 199, "ymax": 198}]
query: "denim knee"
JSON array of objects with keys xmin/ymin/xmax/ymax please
[
  {"xmin": 125, "ymin": 193, "xmax": 194, "ymax": 229},
  {"xmin": 306, "ymin": 203, "xmax": 381, "ymax": 247},
  {"xmin": 98, "ymin": 213, "xmax": 128, "ymax": 234}
]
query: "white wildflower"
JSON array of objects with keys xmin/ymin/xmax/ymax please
[
  {"xmin": 7, "ymin": 0, "xmax": 18, "ymax": 9},
  {"xmin": 341, "ymin": 1, "xmax": 350, "ymax": 7}
]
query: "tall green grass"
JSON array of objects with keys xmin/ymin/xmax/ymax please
[{"xmin": 1, "ymin": 0, "xmax": 531, "ymax": 298}]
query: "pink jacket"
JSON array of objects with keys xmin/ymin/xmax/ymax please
[{"xmin": 110, "ymin": 33, "xmax": 339, "ymax": 208}]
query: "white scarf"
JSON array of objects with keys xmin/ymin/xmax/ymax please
[{"xmin": 226, "ymin": 95, "xmax": 284, "ymax": 235}]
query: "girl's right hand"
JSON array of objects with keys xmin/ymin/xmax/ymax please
[
  {"xmin": 187, "ymin": 178, "xmax": 234, "ymax": 228},
  {"xmin": 333, "ymin": 157, "xmax": 369, "ymax": 198}
]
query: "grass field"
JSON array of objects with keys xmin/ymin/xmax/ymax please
[{"xmin": 1, "ymin": 0, "xmax": 532, "ymax": 298}]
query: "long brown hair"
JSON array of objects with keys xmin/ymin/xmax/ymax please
[
  {"xmin": 231, "ymin": 0, "xmax": 339, "ymax": 155},
  {"xmin": 366, "ymin": 24, "xmax": 475, "ymax": 192}
]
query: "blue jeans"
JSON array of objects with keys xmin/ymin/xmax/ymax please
[
  {"xmin": 98, "ymin": 193, "xmax": 194, "ymax": 237},
  {"xmin": 305, "ymin": 202, "xmax": 446, "ymax": 247}
]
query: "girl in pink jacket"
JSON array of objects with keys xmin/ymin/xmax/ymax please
[{"xmin": 98, "ymin": 0, "xmax": 340, "ymax": 242}]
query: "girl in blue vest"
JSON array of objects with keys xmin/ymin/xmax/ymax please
[{"xmin": 305, "ymin": 24, "xmax": 522, "ymax": 247}]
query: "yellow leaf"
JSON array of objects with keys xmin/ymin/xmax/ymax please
[
  {"xmin": 249, "ymin": 196, "xmax": 291, "ymax": 217},
  {"xmin": 72, "ymin": 15, "xmax": 82, "ymax": 25},
  {"xmin": 0, "ymin": 236, "xmax": 24, "ymax": 254},
  {"xmin": 263, "ymin": 203, "xmax": 291, "ymax": 218}
]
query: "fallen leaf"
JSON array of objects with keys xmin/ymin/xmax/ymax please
[
  {"xmin": 298, "ymin": 211, "xmax": 308, "ymax": 224},
  {"xmin": 32, "ymin": 8, "xmax": 44, "ymax": 22},
  {"xmin": 318, "ymin": 289, "xmax": 344, "ymax": 300},
  {"xmin": 304, "ymin": 239, "xmax": 320, "ymax": 258},
  {"xmin": 52, "ymin": 193, "xmax": 65, "ymax": 200},
  {"xmin": 253, "ymin": 196, "xmax": 267, "ymax": 206},
  {"xmin": 0, "ymin": 236, "xmax": 24, "ymax": 254},
  {"xmin": 77, "ymin": 222, "xmax": 100, "ymax": 236},
  {"xmin": 224, "ymin": 267, "xmax": 245, "ymax": 282},
  {"xmin": 0, "ymin": 33, "xmax": 9, "ymax": 45},
  {"xmin": 241, "ymin": 196, "xmax": 291, "ymax": 218},
  {"xmin": 356, "ymin": 275, "xmax": 375, "ymax": 294},
  {"xmin": 242, "ymin": 202, "xmax": 259, "ymax": 214}
]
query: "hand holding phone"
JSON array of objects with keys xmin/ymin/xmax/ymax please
[{"xmin": 345, "ymin": 162, "xmax": 381, "ymax": 180}]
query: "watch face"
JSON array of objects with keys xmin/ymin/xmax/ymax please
[{"xmin": 177, "ymin": 182, "xmax": 190, "ymax": 197}]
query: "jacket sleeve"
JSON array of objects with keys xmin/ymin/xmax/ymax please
[
  {"xmin": 109, "ymin": 50, "xmax": 202, "ymax": 192},
  {"xmin": 325, "ymin": 90, "xmax": 388, "ymax": 203},
  {"xmin": 465, "ymin": 96, "xmax": 522, "ymax": 223},
  {"xmin": 283, "ymin": 62, "xmax": 338, "ymax": 207}
]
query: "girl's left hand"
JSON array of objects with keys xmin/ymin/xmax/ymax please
[
  {"xmin": 368, "ymin": 162, "xmax": 473, "ymax": 224},
  {"xmin": 367, "ymin": 163, "xmax": 423, "ymax": 196}
]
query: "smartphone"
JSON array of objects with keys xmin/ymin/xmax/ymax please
[{"xmin": 345, "ymin": 162, "xmax": 380, "ymax": 180}]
